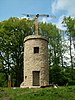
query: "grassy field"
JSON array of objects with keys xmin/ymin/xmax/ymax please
[{"xmin": 0, "ymin": 86, "xmax": 75, "ymax": 100}]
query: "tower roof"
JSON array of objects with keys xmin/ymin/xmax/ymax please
[{"xmin": 24, "ymin": 35, "xmax": 48, "ymax": 43}]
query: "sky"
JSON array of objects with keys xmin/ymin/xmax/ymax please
[{"xmin": 0, "ymin": 0, "xmax": 75, "ymax": 30}]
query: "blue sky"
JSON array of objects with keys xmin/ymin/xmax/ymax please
[
  {"xmin": 0, "ymin": 0, "xmax": 52, "ymax": 20},
  {"xmin": 0, "ymin": 0, "xmax": 75, "ymax": 30}
]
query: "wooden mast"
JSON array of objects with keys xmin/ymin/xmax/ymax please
[
  {"xmin": 35, "ymin": 15, "xmax": 39, "ymax": 35},
  {"xmin": 22, "ymin": 14, "xmax": 56, "ymax": 35}
]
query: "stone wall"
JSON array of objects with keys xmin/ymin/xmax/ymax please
[{"xmin": 20, "ymin": 35, "xmax": 49, "ymax": 88}]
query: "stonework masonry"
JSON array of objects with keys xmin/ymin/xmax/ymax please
[{"xmin": 20, "ymin": 35, "xmax": 49, "ymax": 88}]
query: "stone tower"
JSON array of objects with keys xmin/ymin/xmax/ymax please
[{"xmin": 20, "ymin": 14, "xmax": 49, "ymax": 88}]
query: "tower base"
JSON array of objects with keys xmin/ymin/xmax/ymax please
[{"xmin": 20, "ymin": 81, "xmax": 41, "ymax": 88}]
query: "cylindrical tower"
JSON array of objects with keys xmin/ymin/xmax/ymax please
[{"xmin": 20, "ymin": 35, "xmax": 49, "ymax": 88}]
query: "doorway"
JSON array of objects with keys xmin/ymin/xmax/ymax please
[{"xmin": 33, "ymin": 71, "xmax": 40, "ymax": 86}]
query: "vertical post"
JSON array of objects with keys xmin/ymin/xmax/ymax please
[
  {"xmin": 35, "ymin": 16, "xmax": 39, "ymax": 35},
  {"xmin": 8, "ymin": 75, "xmax": 11, "ymax": 88}
]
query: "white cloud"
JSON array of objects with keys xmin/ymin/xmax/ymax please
[
  {"xmin": 41, "ymin": 17, "xmax": 52, "ymax": 23},
  {"xmin": 41, "ymin": 15, "xmax": 66, "ymax": 30},
  {"xmin": 42, "ymin": 17, "xmax": 47, "ymax": 23},
  {"xmin": 52, "ymin": 0, "xmax": 75, "ymax": 16},
  {"xmin": 56, "ymin": 16, "xmax": 64, "ymax": 29},
  {"xmin": 51, "ymin": 0, "xmax": 75, "ymax": 30},
  {"xmin": 53, "ymin": 15, "xmax": 67, "ymax": 30}
]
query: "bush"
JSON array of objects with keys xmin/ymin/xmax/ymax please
[{"xmin": 68, "ymin": 80, "xmax": 75, "ymax": 85}]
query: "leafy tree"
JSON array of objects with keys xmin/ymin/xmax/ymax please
[
  {"xmin": 39, "ymin": 22, "xmax": 67, "ymax": 85},
  {"xmin": 49, "ymin": 66, "xmax": 68, "ymax": 86},
  {"xmin": 62, "ymin": 16, "xmax": 75, "ymax": 79},
  {"xmin": 0, "ymin": 17, "xmax": 33, "ymax": 86},
  {"xmin": 1, "ymin": 16, "xmax": 72, "ymax": 87},
  {"xmin": 39, "ymin": 23, "xmax": 62, "ymax": 67}
]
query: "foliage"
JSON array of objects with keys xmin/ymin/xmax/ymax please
[
  {"xmin": 0, "ymin": 86, "xmax": 75, "ymax": 100},
  {"xmin": 39, "ymin": 23, "xmax": 62, "ymax": 66},
  {"xmin": 62, "ymin": 16, "xmax": 75, "ymax": 79},
  {"xmin": 49, "ymin": 66, "xmax": 68, "ymax": 86},
  {"xmin": 0, "ymin": 16, "xmax": 75, "ymax": 87},
  {"xmin": 0, "ymin": 17, "xmax": 33, "ymax": 86},
  {"xmin": 62, "ymin": 16, "xmax": 75, "ymax": 48}
]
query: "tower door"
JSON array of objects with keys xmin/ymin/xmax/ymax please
[{"xmin": 33, "ymin": 71, "xmax": 40, "ymax": 86}]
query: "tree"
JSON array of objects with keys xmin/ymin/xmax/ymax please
[
  {"xmin": 0, "ymin": 17, "xmax": 33, "ymax": 86},
  {"xmin": 39, "ymin": 22, "xmax": 62, "ymax": 67},
  {"xmin": 0, "ymin": 17, "xmax": 70, "ymax": 86},
  {"xmin": 39, "ymin": 22, "xmax": 67, "ymax": 85},
  {"xmin": 62, "ymin": 16, "xmax": 75, "ymax": 79}
]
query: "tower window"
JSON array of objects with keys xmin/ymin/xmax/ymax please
[{"xmin": 34, "ymin": 47, "xmax": 39, "ymax": 53}]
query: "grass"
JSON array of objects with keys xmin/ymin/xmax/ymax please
[{"xmin": 0, "ymin": 86, "xmax": 75, "ymax": 100}]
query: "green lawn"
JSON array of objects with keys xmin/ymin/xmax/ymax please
[{"xmin": 0, "ymin": 86, "xmax": 75, "ymax": 100}]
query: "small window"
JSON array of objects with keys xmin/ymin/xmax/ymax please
[
  {"xmin": 34, "ymin": 47, "xmax": 39, "ymax": 53},
  {"xmin": 25, "ymin": 76, "xmax": 27, "ymax": 79}
]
